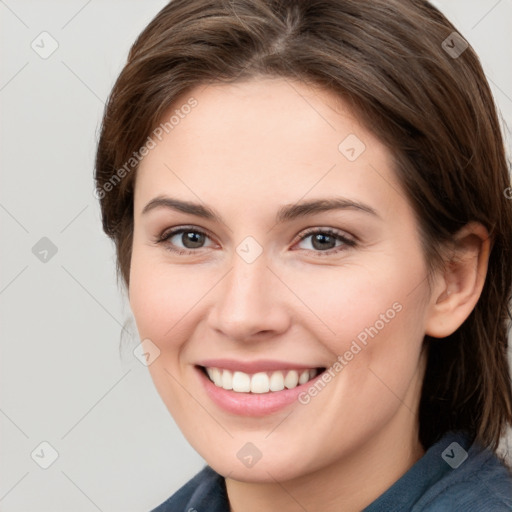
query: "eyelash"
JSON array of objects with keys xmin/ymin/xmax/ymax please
[{"xmin": 155, "ymin": 225, "xmax": 357, "ymax": 257}]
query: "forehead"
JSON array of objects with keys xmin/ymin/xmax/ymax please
[{"xmin": 134, "ymin": 78, "xmax": 402, "ymax": 218}]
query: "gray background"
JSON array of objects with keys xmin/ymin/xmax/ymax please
[{"xmin": 1, "ymin": 1, "xmax": 511, "ymax": 510}]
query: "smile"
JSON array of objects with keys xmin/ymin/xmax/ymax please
[
  {"xmin": 195, "ymin": 359, "xmax": 328, "ymax": 415},
  {"xmin": 203, "ymin": 367, "xmax": 323, "ymax": 394}
]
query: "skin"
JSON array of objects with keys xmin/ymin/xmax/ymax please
[{"xmin": 129, "ymin": 78, "xmax": 490, "ymax": 512}]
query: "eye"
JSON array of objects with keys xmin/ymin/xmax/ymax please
[
  {"xmin": 155, "ymin": 226, "xmax": 356, "ymax": 256},
  {"xmin": 155, "ymin": 226, "xmax": 215, "ymax": 255},
  {"xmin": 294, "ymin": 228, "xmax": 356, "ymax": 256}
]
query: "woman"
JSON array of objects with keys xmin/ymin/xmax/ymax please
[{"xmin": 95, "ymin": 0, "xmax": 512, "ymax": 510}]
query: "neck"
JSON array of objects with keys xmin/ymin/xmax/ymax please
[{"xmin": 225, "ymin": 405, "xmax": 425, "ymax": 512}]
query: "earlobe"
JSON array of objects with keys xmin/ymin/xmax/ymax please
[{"xmin": 425, "ymin": 222, "xmax": 491, "ymax": 339}]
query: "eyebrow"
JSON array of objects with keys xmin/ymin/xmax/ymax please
[{"xmin": 141, "ymin": 195, "xmax": 380, "ymax": 223}]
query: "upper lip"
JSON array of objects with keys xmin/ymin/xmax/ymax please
[{"xmin": 195, "ymin": 358, "xmax": 325, "ymax": 374}]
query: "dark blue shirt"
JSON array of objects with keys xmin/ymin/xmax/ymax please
[{"xmin": 151, "ymin": 431, "xmax": 512, "ymax": 511}]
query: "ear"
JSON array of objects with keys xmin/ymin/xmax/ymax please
[{"xmin": 425, "ymin": 222, "xmax": 491, "ymax": 338}]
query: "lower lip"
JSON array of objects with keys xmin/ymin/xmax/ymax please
[{"xmin": 195, "ymin": 366, "xmax": 324, "ymax": 416}]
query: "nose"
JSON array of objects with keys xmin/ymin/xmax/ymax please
[{"xmin": 206, "ymin": 250, "xmax": 291, "ymax": 342}]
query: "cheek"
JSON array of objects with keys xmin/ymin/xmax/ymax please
[
  {"xmin": 128, "ymin": 248, "xmax": 206, "ymax": 414},
  {"xmin": 285, "ymin": 250, "xmax": 429, "ymax": 400},
  {"xmin": 129, "ymin": 246, "xmax": 217, "ymax": 358},
  {"xmin": 282, "ymin": 254, "xmax": 426, "ymax": 348}
]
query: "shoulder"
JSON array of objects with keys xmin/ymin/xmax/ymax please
[
  {"xmin": 415, "ymin": 440, "xmax": 512, "ymax": 511},
  {"xmin": 150, "ymin": 465, "xmax": 229, "ymax": 512}
]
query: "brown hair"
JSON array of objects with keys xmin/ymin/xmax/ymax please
[{"xmin": 95, "ymin": 0, "xmax": 512, "ymax": 453}]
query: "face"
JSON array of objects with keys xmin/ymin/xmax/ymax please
[{"xmin": 130, "ymin": 78, "xmax": 433, "ymax": 482}]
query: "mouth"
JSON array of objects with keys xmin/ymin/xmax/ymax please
[
  {"xmin": 194, "ymin": 358, "xmax": 330, "ymax": 416},
  {"xmin": 199, "ymin": 366, "xmax": 326, "ymax": 394}
]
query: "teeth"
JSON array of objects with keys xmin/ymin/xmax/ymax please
[
  {"xmin": 250, "ymin": 372, "xmax": 269, "ymax": 394},
  {"xmin": 232, "ymin": 371, "xmax": 251, "ymax": 392},
  {"xmin": 269, "ymin": 371, "xmax": 285, "ymax": 392},
  {"xmin": 284, "ymin": 370, "xmax": 299, "ymax": 389},
  {"xmin": 222, "ymin": 369, "xmax": 233, "ymax": 390},
  {"xmin": 299, "ymin": 369, "xmax": 310, "ymax": 385},
  {"xmin": 209, "ymin": 367, "xmax": 223, "ymax": 387},
  {"xmin": 205, "ymin": 367, "xmax": 321, "ymax": 393}
]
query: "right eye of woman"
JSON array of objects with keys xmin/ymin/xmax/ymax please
[{"xmin": 155, "ymin": 226, "xmax": 215, "ymax": 255}]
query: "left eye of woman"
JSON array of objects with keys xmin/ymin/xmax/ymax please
[{"xmin": 294, "ymin": 228, "xmax": 356, "ymax": 255}]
